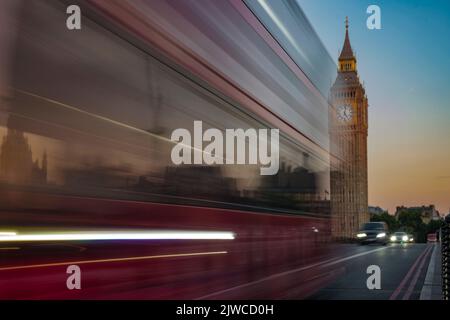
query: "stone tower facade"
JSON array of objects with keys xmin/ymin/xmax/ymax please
[{"xmin": 330, "ymin": 18, "xmax": 369, "ymax": 239}]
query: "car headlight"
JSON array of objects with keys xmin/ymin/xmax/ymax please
[
  {"xmin": 402, "ymin": 235, "xmax": 408, "ymax": 241},
  {"xmin": 390, "ymin": 236, "xmax": 396, "ymax": 241},
  {"xmin": 409, "ymin": 238, "xmax": 414, "ymax": 242},
  {"xmin": 356, "ymin": 233, "xmax": 367, "ymax": 238},
  {"xmin": 376, "ymin": 232, "xmax": 386, "ymax": 238}
]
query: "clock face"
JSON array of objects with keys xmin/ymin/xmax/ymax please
[{"xmin": 337, "ymin": 105, "xmax": 353, "ymax": 122}]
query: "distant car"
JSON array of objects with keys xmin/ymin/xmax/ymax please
[
  {"xmin": 407, "ymin": 234, "xmax": 414, "ymax": 243},
  {"xmin": 356, "ymin": 222, "xmax": 388, "ymax": 245},
  {"xmin": 390, "ymin": 232, "xmax": 409, "ymax": 243},
  {"xmin": 427, "ymin": 233, "xmax": 437, "ymax": 243}
]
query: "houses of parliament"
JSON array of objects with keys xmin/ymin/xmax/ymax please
[
  {"xmin": 0, "ymin": 124, "xmax": 47, "ymax": 185},
  {"xmin": 330, "ymin": 18, "xmax": 369, "ymax": 239}
]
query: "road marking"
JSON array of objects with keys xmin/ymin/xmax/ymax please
[
  {"xmin": 390, "ymin": 244, "xmax": 431, "ymax": 300},
  {"xmin": 196, "ymin": 246, "xmax": 388, "ymax": 299},
  {"xmin": 403, "ymin": 245, "xmax": 432, "ymax": 300},
  {"xmin": 420, "ymin": 243, "xmax": 440, "ymax": 300},
  {"xmin": 319, "ymin": 246, "xmax": 387, "ymax": 268},
  {"xmin": 0, "ymin": 251, "xmax": 227, "ymax": 271}
]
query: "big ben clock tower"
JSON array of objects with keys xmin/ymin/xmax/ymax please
[{"xmin": 330, "ymin": 18, "xmax": 369, "ymax": 239}]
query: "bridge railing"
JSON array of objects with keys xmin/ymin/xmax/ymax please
[{"xmin": 442, "ymin": 215, "xmax": 450, "ymax": 300}]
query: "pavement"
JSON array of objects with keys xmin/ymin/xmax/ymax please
[{"xmin": 420, "ymin": 243, "xmax": 442, "ymax": 300}]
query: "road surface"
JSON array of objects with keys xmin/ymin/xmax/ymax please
[
  {"xmin": 308, "ymin": 243, "xmax": 434, "ymax": 300},
  {"xmin": 0, "ymin": 239, "xmax": 435, "ymax": 299}
]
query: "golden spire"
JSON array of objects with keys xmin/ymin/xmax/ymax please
[{"xmin": 339, "ymin": 16, "xmax": 355, "ymax": 61}]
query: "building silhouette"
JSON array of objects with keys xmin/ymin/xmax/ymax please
[
  {"xmin": 369, "ymin": 206, "xmax": 387, "ymax": 217},
  {"xmin": 162, "ymin": 165, "xmax": 239, "ymax": 200},
  {"xmin": 395, "ymin": 205, "xmax": 440, "ymax": 224},
  {"xmin": 257, "ymin": 155, "xmax": 330, "ymax": 215},
  {"xmin": 330, "ymin": 18, "xmax": 369, "ymax": 239},
  {"xmin": 0, "ymin": 127, "xmax": 47, "ymax": 185}
]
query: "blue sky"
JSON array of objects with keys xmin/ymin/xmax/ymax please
[{"xmin": 296, "ymin": 0, "xmax": 450, "ymax": 214}]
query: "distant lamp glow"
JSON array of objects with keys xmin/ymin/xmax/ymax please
[
  {"xmin": 376, "ymin": 233, "xmax": 386, "ymax": 238},
  {"xmin": 356, "ymin": 233, "xmax": 367, "ymax": 238}
]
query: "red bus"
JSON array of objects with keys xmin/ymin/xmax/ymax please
[{"xmin": 0, "ymin": 0, "xmax": 337, "ymax": 299}]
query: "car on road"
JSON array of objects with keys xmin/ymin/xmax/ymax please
[
  {"xmin": 407, "ymin": 234, "xmax": 414, "ymax": 243},
  {"xmin": 356, "ymin": 222, "xmax": 389, "ymax": 245},
  {"xmin": 390, "ymin": 232, "xmax": 409, "ymax": 243}
]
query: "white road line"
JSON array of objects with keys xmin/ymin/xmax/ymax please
[
  {"xmin": 196, "ymin": 246, "xmax": 388, "ymax": 300},
  {"xmin": 319, "ymin": 246, "xmax": 387, "ymax": 268}
]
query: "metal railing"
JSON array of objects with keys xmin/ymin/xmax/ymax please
[{"xmin": 442, "ymin": 215, "xmax": 450, "ymax": 300}]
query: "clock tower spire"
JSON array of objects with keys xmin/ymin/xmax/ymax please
[
  {"xmin": 339, "ymin": 17, "xmax": 357, "ymax": 72},
  {"xmin": 330, "ymin": 18, "xmax": 369, "ymax": 240}
]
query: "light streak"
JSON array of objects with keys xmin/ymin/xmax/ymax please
[
  {"xmin": 256, "ymin": 0, "xmax": 312, "ymax": 67},
  {"xmin": 0, "ymin": 230, "xmax": 235, "ymax": 242},
  {"xmin": 0, "ymin": 232, "xmax": 17, "ymax": 236},
  {"xmin": 0, "ymin": 251, "xmax": 228, "ymax": 271}
]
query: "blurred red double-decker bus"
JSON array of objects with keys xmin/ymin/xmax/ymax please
[{"xmin": 0, "ymin": 0, "xmax": 337, "ymax": 299}]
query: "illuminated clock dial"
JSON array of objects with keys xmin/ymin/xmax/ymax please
[{"xmin": 337, "ymin": 105, "xmax": 353, "ymax": 122}]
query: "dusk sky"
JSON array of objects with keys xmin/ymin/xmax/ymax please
[{"xmin": 297, "ymin": 0, "xmax": 450, "ymax": 214}]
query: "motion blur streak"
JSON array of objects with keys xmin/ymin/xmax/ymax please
[
  {"xmin": 0, "ymin": 232, "xmax": 17, "ymax": 236},
  {"xmin": 15, "ymin": 89, "xmax": 173, "ymax": 144},
  {"xmin": 0, "ymin": 0, "xmax": 338, "ymax": 299},
  {"xmin": 0, "ymin": 251, "xmax": 228, "ymax": 271},
  {"xmin": 0, "ymin": 230, "xmax": 236, "ymax": 242},
  {"xmin": 255, "ymin": 0, "xmax": 311, "ymax": 66}
]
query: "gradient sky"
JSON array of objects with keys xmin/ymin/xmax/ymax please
[{"xmin": 297, "ymin": 0, "xmax": 450, "ymax": 214}]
